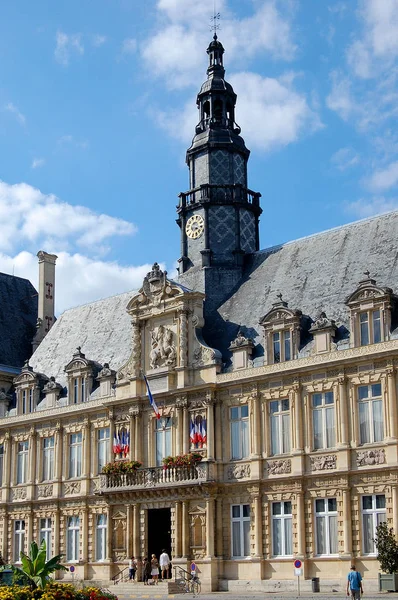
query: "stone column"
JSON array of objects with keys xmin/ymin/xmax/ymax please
[
  {"xmin": 179, "ymin": 311, "xmax": 188, "ymax": 369},
  {"xmin": 54, "ymin": 425, "xmax": 63, "ymax": 481},
  {"xmin": 53, "ymin": 509, "xmax": 60, "ymax": 556},
  {"xmin": 387, "ymin": 367, "xmax": 398, "ymax": 439},
  {"xmin": 109, "ymin": 409, "xmax": 115, "ymax": 465},
  {"xmin": 392, "ymin": 485, "xmax": 398, "ymax": 537},
  {"xmin": 28, "ymin": 428, "xmax": 36, "ymax": 484},
  {"xmin": 215, "ymin": 400, "xmax": 222, "ymax": 461},
  {"xmin": 251, "ymin": 391, "xmax": 261, "ymax": 457},
  {"xmin": 342, "ymin": 488, "xmax": 352, "ymax": 556},
  {"xmin": 293, "ymin": 384, "xmax": 303, "ymax": 452},
  {"xmin": 174, "ymin": 501, "xmax": 182, "ymax": 558},
  {"xmin": 182, "ymin": 501, "xmax": 189, "ymax": 558},
  {"xmin": 338, "ymin": 376, "xmax": 349, "ymax": 447},
  {"xmin": 81, "ymin": 508, "xmax": 88, "ymax": 562},
  {"xmin": 205, "ymin": 393, "xmax": 215, "ymax": 461},
  {"xmin": 175, "ymin": 399, "xmax": 184, "ymax": 455},
  {"xmin": 216, "ymin": 497, "xmax": 223, "ymax": 557},
  {"xmin": 27, "ymin": 513, "xmax": 33, "ymax": 548},
  {"xmin": 205, "ymin": 497, "xmax": 215, "ymax": 558},
  {"xmin": 182, "ymin": 402, "xmax": 189, "ymax": 454},
  {"xmin": 82, "ymin": 420, "xmax": 90, "ymax": 478},
  {"xmin": 133, "ymin": 504, "xmax": 140, "ymax": 558},
  {"xmin": 129, "ymin": 411, "xmax": 135, "ymax": 461},
  {"xmin": 1, "ymin": 511, "xmax": 8, "ymax": 562},
  {"xmin": 126, "ymin": 505, "xmax": 132, "ymax": 558},
  {"xmin": 3, "ymin": 433, "xmax": 11, "ymax": 489},
  {"xmin": 296, "ymin": 491, "xmax": 305, "ymax": 558},
  {"xmin": 254, "ymin": 493, "xmax": 263, "ymax": 557},
  {"xmin": 106, "ymin": 507, "xmax": 112, "ymax": 561}
]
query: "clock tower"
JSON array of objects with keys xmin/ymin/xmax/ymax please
[{"xmin": 177, "ymin": 35, "xmax": 262, "ymax": 312}]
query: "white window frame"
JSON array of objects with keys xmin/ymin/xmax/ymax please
[
  {"xmin": 270, "ymin": 399, "xmax": 291, "ymax": 455},
  {"xmin": 22, "ymin": 390, "xmax": 27, "ymax": 415},
  {"xmin": 361, "ymin": 494, "xmax": 386, "ymax": 555},
  {"xmin": 97, "ymin": 427, "xmax": 110, "ymax": 474},
  {"xmin": 312, "ymin": 392, "xmax": 335, "ymax": 450},
  {"xmin": 359, "ymin": 309, "xmax": 382, "ymax": 346},
  {"xmin": 43, "ymin": 436, "xmax": 55, "ymax": 481},
  {"xmin": 230, "ymin": 405, "xmax": 249, "ymax": 460},
  {"xmin": 315, "ymin": 498, "xmax": 338, "ymax": 556},
  {"xmin": 0, "ymin": 444, "xmax": 4, "ymax": 487},
  {"xmin": 155, "ymin": 417, "xmax": 172, "ymax": 466},
  {"xmin": 358, "ymin": 383, "xmax": 384, "ymax": 444},
  {"xmin": 39, "ymin": 518, "xmax": 52, "ymax": 561},
  {"xmin": 14, "ymin": 520, "xmax": 25, "ymax": 563},
  {"xmin": 272, "ymin": 501, "xmax": 292, "ymax": 557},
  {"xmin": 69, "ymin": 432, "xmax": 82, "ymax": 478},
  {"xmin": 95, "ymin": 514, "xmax": 107, "ymax": 561},
  {"xmin": 17, "ymin": 441, "xmax": 29, "ymax": 484},
  {"xmin": 231, "ymin": 504, "xmax": 250, "ymax": 558},
  {"xmin": 272, "ymin": 330, "xmax": 292, "ymax": 363},
  {"xmin": 66, "ymin": 516, "xmax": 80, "ymax": 562}
]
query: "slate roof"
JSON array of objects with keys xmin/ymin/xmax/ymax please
[
  {"xmin": 30, "ymin": 291, "xmax": 133, "ymax": 387},
  {"xmin": 29, "ymin": 210, "xmax": 398, "ymax": 383},
  {"xmin": 0, "ymin": 272, "xmax": 37, "ymax": 368}
]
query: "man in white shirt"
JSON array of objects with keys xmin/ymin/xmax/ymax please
[{"xmin": 159, "ymin": 549, "xmax": 170, "ymax": 581}]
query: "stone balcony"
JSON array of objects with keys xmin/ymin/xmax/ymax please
[{"xmin": 97, "ymin": 462, "xmax": 212, "ymax": 493}]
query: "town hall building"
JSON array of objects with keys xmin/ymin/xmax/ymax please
[{"xmin": 0, "ymin": 35, "xmax": 397, "ymax": 592}]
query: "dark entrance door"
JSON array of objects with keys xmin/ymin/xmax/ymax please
[{"xmin": 147, "ymin": 508, "xmax": 172, "ymax": 565}]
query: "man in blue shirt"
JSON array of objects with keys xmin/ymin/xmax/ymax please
[{"xmin": 347, "ymin": 565, "xmax": 363, "ymax": 599}]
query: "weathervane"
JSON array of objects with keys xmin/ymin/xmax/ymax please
[{"xmin": 210, "ymin": 0, "xmax": 221, "ymax": 37}]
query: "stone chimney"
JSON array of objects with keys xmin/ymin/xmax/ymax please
[{"xmin": 32, "ymin": 250, "xmax": 57, "ymax": 352}]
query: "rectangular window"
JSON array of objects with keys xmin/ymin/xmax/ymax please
[
  {"xmin": 283, "ymin": 331, "xmax": 291, "ymax": 361},
  {"xmin": 373, "ymin": 310, "xmax": 381, "ymax": 343},
  {"xmin": 273, "ymin": 332, "xmax": 281, "ymax": 363},
  {"xmin": 40, "ymin": 518, "xmax": 52, "ymax": 561},
  {"xmin": 66, "ymin": 516, "xmax": 80, "ymax": 562},
  {"xmin": 231, "ymin": 504, "xmax": 250, "ymax": 557},
  {"xmin": 22, "ymin": 390, "xmax": 27, "ymax": 415},
  {"xmin": 360, "ymin": 310, "xmax": 383, "ymax": 346},
  {"xmin": 360, "ymin": 312, "xmax": 369, "ymax": 346},
  {"xmin": 272, "ymin": 331, "xmax": 292, "ymax": 363},
  {"xmin": 312, "ymin": 392, "xmax": 335, "ymax": 450},
  {"xmin": 358, "ymin": 383, "xmax": 384, "ymax": 444},
  {"xmin": 0, "ymin": 444, "xmax": 4, "ymax": 487},
  {"xmin": 73, "ymin": 378, "xmax": 78, "ymax": 404},
  {"xmin": 155, "ymin": 417, "xmax": 172, "ymax": 467},
  {"xmin": 315, "ymin": 498, "xmax": 338, "ymax": 555},
  {"xmin": 29, "ymin": 389, "xmax": 34, "ymax": 413},
  {"xmin": 81, "ymin": 378, "xmax": 86, "ymax": 402},
  {"xmin": 97, "ymin": 427, "xmax": 110, "ymax": 474},
  {"xmin": 14, "ymin": 520, "xmax": 25, "ymax": 562},
  {"xmin": 362, "ymin": 494, "xmax": 386, "ymax": 554},
  {"xmin": 272, "ymin": 501, "xmax": 292, "ymax": 557},
  {"xmin": 17, "ymin": 441, "xmax": 28, "ymax": 484},
  {"xmin": 43, "ymin": 437, "xmax": 55, "ymax": 481},
  {"xmin": 96, "ymin": 514, "xmax": 107, "ymax": 561},
  {"xmin": 69, "ymin": 433, "xmax": 82, "ymax": 478},
  {"xmin": 230, "ymin": 405, "xmax": 249, "ymax": 460},
  {"xmin": 270, "ymin": 400, "xmax": 290, "ymax": 455}
]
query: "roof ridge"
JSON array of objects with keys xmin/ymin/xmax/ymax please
[{"xmin": 60, "ymin": 289, "xmax": 135, "ymax": 316}]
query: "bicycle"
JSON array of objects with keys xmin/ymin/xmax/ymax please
[{"xmin": 176, "ymin": 574, "xmax": 201, "ymax": 595}]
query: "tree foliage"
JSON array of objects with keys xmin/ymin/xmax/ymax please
[
  {"xmin": 11, "ymin": 540, "xmax": 68, "ymax": 589},
  {"xmin": 374, "ymin": 522, "xmax": 398, "ymax": 574}
]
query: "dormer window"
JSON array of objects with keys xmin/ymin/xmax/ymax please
[
  {"xmin": 346, "ymin": 273, "xmax": 396, "ymax": 348},
  {"xmin": 13, "ymin": 362, "xmax": 43, "ymax": 415},
  {"xmin": 260, "ymin": 295, "xmax": 302, "ymax": 365},
  {"xmin": 21, "ymin": 389, "xmax": 34, "ymax": 414},
  {"xmin": 64, "ymin": 347, "xmax": 95, "ymax": 405}
]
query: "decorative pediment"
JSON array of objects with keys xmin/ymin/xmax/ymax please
[
  {"xmin": 14, "ymin": 361, "xmax": 37, "ymax": 385},
  {"xmin": 229, "ymin": 330, "xmax": 254, "ymax": 350},
  {"xmin": 346, "ymin": 272, "xmax": 393, "ymax": 306},
  {"xmin": 260, "ymin": 294, "xmax": 302, "ymax": 328},
  {"xmin": 309, "ymin": 312, "xmax": 336, "ymax": 333},
  {"xmin": 127, "ymin": 263, "xmax": 184, "ymax": 313},
  {"xmin": 64, "ymin": 347, "xmax": 95, "ymax": 374}
]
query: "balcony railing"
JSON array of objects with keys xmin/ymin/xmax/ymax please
[
  {"xmin": 97, "ymin": 462, "xmax": 211, "ymax": 493},
  {"xmin": 178, "ymin": 184, "xmax": 261, "ymax": 209}
]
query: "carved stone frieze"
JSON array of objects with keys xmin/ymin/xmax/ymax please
[
  {"xmin": 175, "ymin": 396, "xmax": 188, "ymax": 409},
  {"xmin": 356, "ymin": 449, "xmax": 385, "ymax": 467},
  {"xmin": 38, "ymin": 484, "xmax": 53, "ymax": 498},
  {"xmin": 114, "ymin": 551, "xmax": 127, "ymax": 562},
  {"xmin": 267, "ymin": 459, "xmax": 291, "ymax": 475},
  {"xmin": 64, "ymin": 481, "xmax": 81, "ymax": 495},
  {"xmin": 12, "ymin": 487, "xmax": 27, "ymax": 501},
  {"xmin": 227, "ymin": 463, "xmax": 251, "ymax": 480},
  {"xmin": 310, "ymin": 454, "xmax": 337, "ymax": 471}
]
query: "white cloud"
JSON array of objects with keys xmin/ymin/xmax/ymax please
[
  {"xmin": 121, "ymin": 38, "xmax": 137, "ymax": 55},
  {"xmin": 54, "ymin": 31, "xmax": 84, "ymax": 66},
  {"xmin": 345, "ymin": 196, "xmax": 398, "ymax": 218},
  {"xmin": 366, "ymin": 160, "xmax": 398, "ymax": 192},
  {"xmin": 0, "ymin": 250, "xmax": 154, "ymax": 315},
  {"xmin": 4, "ymin": 102, "xmax": 26, "ymax": 125},
  {"xmin": 92, "ymin": 34, "xmax": 107, "ymax": 47},
  {"xmin": 142, "ymin": 0, "xmax": 297, "ymax": 89},
  {"xmin": 326, "ymin": 70, "xmax": 355, "ymax": 120},
  {"xmin": 156, "ymin": 71, "xmax": 322, "ymax": 152},
  {"xmin": 31, "ymin": 158, "xmax": 46, "ymax": 169},
  {"xmin": 0, "ymin": 180, "xmax": 136, "ymax": 254},
  {"xmin": 346, "ymin": 40, "xmax": 372, "ymax": 78},
  {"xmin": 331, "ymin": 147, "xmax": 360, "ymax": 171}
]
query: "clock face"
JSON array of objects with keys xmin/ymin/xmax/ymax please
[{"xmin": 185, "ymin": 214, "xmax": 205, "ymax": 239}]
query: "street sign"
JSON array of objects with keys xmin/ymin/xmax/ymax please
[
  {"xmin": 294, "ymin": 559, "xmax": 302, "ymax": 569},
  {"xmin": 295, "ymin": 568, "xmax": 303, "ymax": 576},
  {"xmin": 70, "ymin": 566, "xmax": 75, "ymax": 573}
]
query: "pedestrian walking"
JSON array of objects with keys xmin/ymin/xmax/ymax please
[
  {"xmin": 128, "ymin": 555, "xmax": 136, "ymax": 581},
  {"xmin": 143, "ymin": 557, "xmax": 151, "ymax": 585},
  {"xmin": 159, "ymin": 548, "xmax": 171, "ymax": 581},
  {"xmin": 347, "ymin": 565, "xmax": 363, "ymax": 599},
  {"xmin": 151, "ymin": 553, "xmax": 160, "ymax": 585}
]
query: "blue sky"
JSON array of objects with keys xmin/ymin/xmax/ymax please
[{"xmin": 1, "ymin": 0, "xmax": 398, "ymax": 313}]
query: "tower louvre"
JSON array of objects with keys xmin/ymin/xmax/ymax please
[{"xmin": 177, "ymin": 34, "xmax": 262, "ymax": 309}]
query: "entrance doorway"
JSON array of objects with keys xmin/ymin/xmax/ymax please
[{"xmin": 147, "ymin": 508, "xmax": 172, "ymax": 568}]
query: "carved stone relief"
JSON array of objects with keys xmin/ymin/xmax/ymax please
[
  {"xmin": 64, "ymin": 481, "xmax": 81, "ymax": 495},
  {"xmin": 310, "ymin": 454, "xmax": 337, "ymax": 471},
  {"xmin": 267, "ymin": 460, "xmax": 291, "ymax": 475},
  {"xmin": 12, "ymin": 487, "xmax": 27, "ymax": 501},
  {"xmin": 227, "ymin": 463, "xmax": 251, "ymax": 480},
  {"xmin": 150, "ymin": 325, "xmax": 176, "ymax": 369},
  {"xmin": 38, "ymin": 484, "xmax": 53, "ymax": 498},
  {"xmin": 356, "ymin": 449, "xmax": 385, "ymax": 467}
]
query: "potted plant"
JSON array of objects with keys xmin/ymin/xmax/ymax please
[
  {"xmin": 162, "ymin": 452, "xmax": 203, "ymax": 469},
  {"xmin": 102, "ymin": 460, "xmax": 142, "ymax": 475},
  {"xmin": 375, "ymin": 522, "xmax": 398, "ymax": 591}
]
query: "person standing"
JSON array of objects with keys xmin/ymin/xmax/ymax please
[
  {"xmin": 159, "ymin": 549, "xmax": 171, "ymax": 581},
  {"xmin": 347, "ymin": 565, "xmax": 363, "ymax": 599},
  {"xmin": 151, "ymin": 553, "xmax": 160, "ymax": 585},
  {"xmin": 128, "ymin": 556, "xmax": 136, "ymax": 582},
  {"xmin": 143, "ymin": 558, "xmax": 151, "ymax": 585}
]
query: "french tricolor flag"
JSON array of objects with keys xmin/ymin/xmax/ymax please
[{"xmin": 143, "ymin": 374, "xmax": 160, "ymax": 419}]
